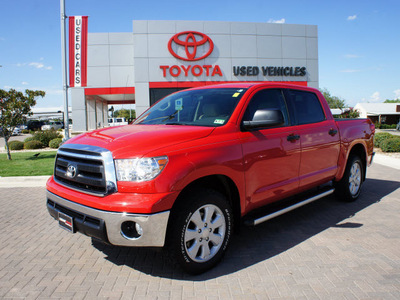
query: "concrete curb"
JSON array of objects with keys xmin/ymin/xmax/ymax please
[
  {"xmin": 0, "ymin": 176, "xmax": 50, "ymax": 188},
  {"xmin": 373, "ymin": 153, "xmax": 400, "ymax": 170}
]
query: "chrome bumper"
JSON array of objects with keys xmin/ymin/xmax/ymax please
[{"xmin": 46, "ymin": 190, "xmax": 170, "ymax": 247}]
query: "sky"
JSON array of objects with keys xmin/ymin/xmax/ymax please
[{"xmin": 0, "ymin": 0, "xmax": 399, "ymax": 109}]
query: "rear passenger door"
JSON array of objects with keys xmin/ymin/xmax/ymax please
[
  {"xmin": 285, "ymin": 89, "xmax": 340, "ymax": 190},
  {"xmin": 240, "ymin": 88, "xmax": 301, "ymax": 211}
]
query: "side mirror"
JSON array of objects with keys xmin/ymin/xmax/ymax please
[{"xmin": 242, "ymin": 109, "xmax": 284, "ymax": 130}]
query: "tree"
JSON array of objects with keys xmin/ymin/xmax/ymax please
[
  {"xmin": 0, "ymin": 89, "xmax": 45, "ymax": 160},
  {"xmin": 384, "ymin": 99, "xmax": 400, "ymax": 103},
  {"xmin": 337, "ymin": 108, "xmax": 360, "ymax": 119},
  {"xmin": 320, "ymin": 88, "xmax": 346, "ymax": 109},
  {"xmin": 114, "ymin": 109, "xmax": 136, "ymax": 120}
]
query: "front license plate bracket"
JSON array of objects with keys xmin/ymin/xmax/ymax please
[{"xmin": 58, "ymin": 212, "xmax": 74, "ymax": 233}]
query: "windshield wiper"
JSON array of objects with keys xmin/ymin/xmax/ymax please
[
  {"xmin": 164, "ymin": 122, "xmax": 185, "ymax": 125},
  {"xmin": 162, "ymin": 111, "xmax": 179, "ymax": 122}
]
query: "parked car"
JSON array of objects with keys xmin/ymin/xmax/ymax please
[
  {"xmin": 27, "ymin": 120, "xmax": 45, "ymax": 131},
  {"xmin": 12, "ymin": 127, "xmax": 22, "ymax": 136},
  {"xmin": 108, "ymin": 117, "xmax": 128, "ymax": 127},
  {"xmin": 47, "ymin": 83, "xmax": 375, "ymax": 274},
  {"xmin": 41, "ymin": 121, "xmax": 64, "ymax": 131},
  {"xmin": 0, "ymin": 127, "xmax": 21, "ymax": 136},
  {"xmin": 18, "ymin": 124, "xmax": 28, "ymax": 130},
  {"xmin": 396, "ymin": 120, "xmax": 400, "ymax": 131}
]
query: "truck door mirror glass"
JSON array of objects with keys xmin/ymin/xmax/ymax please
[{"xmin": 242, "ymin": 109, "xmax": 284, "ymax": 130}]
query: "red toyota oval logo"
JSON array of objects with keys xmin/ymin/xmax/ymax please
[{"xmin": 168, "ymin": 31, "xmax": 214, "ymax": 61}]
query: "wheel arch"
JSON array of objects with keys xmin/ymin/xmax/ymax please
[
  {"xmin": 336, "ymin": 142, "xmax": 367, "ymax": 182},
  {"xmin": 348, "ymin": 143, "xmax": 367, "ymax": 181},
  {"xmin": 168, "ymin": 175, "xmax": 241, "ymax": 232}
]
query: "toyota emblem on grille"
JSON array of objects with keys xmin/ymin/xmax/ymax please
[
  {"xmin": 168, "ymin": 31, "xmax": 214, "ymax": 61},
  {"xmin": 66, "ymin": 164, "xmax": 77, "ymax": 178}
]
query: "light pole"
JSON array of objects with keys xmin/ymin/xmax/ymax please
[{"xmin": 60, "ymin": 0, "xmax": 70, "ymax": 140}]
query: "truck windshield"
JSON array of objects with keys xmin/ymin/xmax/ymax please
[{"xmin": 134, "ymin": 88, "xmax": 248, "ymax": 127}]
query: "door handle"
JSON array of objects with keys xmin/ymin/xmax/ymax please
[
  {"xmin": 287, "ymin": 134, "xmax": 300, "ymax": 142},
  {"xmin": 329, "ymin": 129, "xmax": 338, "ymax": 136}
]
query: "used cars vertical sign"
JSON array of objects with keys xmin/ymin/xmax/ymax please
[{"xmin": 69, "ymin": 16, "xmax": 88, "ymax": 87}]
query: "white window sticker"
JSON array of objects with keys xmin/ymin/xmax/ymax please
[
  {"xmin": 175, "ymin": 99, "xmax": 183, "ymax": 111},
  {"xmin": 214, "ymin": 119, "xmax": 225, "ymax": 125}
]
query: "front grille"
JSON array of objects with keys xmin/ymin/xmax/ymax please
[{"xmin": 53, "ymin": 144, "xmax": 117, "ymax": 196}]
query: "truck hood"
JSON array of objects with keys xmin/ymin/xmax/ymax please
[{"xmin": 65, "ymin": 125, "xmax": 215, "ymax": 158}]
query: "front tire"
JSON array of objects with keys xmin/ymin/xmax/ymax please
[
  {"xmin": 166, "ymin": 189, "xmax": 233, "ymax": 274},
  {"xmin": 335, "ymin": 155, "xmax": 364, "ymax": 202}
]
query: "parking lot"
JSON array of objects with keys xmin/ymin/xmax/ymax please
[{"xmin": 1, "ymin": 162, "xmax": 399, "ymax": 299}]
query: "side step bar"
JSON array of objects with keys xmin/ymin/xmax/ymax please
[{"xmin": 246, "ymin": 188, "xmax": 335, "ymax": 226}]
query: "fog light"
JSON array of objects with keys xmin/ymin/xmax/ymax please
[
  {"xmin": 135, "ymin": 222, "xmax": 143, "ymax": 236},
  {"xmin": 121, "ymin": 221, "xmax": 143, "ymax": 240}
]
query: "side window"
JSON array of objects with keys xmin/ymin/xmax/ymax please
[
  {"xmin": 288, "ymin": 90, "xmax": 325, "ymax": 125},
  {"xmin": 243, "ymin": 89, "xmax": 289, "ymax": 126}
]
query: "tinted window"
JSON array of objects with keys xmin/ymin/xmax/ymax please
[
  {"xmin": 243, "ymin": 89, "xmax": 289, "ymax": 126},
  {"xmin": 288, "ymin": 90, "xmax": 325, "ymax": 124}
]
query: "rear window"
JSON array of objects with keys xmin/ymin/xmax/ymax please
[{"xmin": 288, "ymin": 90, "xmax": 325, "ymax": 124}]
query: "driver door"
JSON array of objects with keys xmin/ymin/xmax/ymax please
[{"xmin": 239, "ymin": 88, "xmax": 301, "ymax": 211}]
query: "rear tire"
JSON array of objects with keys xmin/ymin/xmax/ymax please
[
  {"xmin": 335, "ymin": 155, "xmax": 364, "ymax": 202},
  {"xmin": 166, "ymin": 189, "xmax": 233, "ymax": 274}
]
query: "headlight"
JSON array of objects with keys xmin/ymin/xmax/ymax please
[{"xmin": 115, "ymin": 156, "xmax": 168, "ymax": 182}]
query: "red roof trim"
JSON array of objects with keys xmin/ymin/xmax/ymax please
[
  {"xmin": 83, "ymin": 82, "xmax": 307, "ymax": 95},
  {"xmin": 149, "ymin": 81, "xmax": 308, "ymax": 89},
  {"xmin": 84, "ymin": 87, "xmax": 135, "ymax": 95}
]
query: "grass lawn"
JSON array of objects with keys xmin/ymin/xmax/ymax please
[{"xmin": 0, "ymin": 151, "xmax": 57, "ymax": 177}]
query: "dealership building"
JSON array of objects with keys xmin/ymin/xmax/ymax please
[{"xmin": 69, "ymin": 20, "xmax": 319, "ymax": 132}]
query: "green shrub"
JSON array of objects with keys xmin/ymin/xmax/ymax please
[
  {"xmin": 8, "ymin": 140, "xmax": 24, "ymax": 150},
  {"xmin": 380, "ymin": 137, "xmax": 400, "ymax": 152},
  {"xmin": 375, "ymin": 123, "xmax": 397, "ymax": 129},
  {"xmin": 377, "ymin": 124, "xmax": 397, "ymax": 129},
  {"xmin": 374, "ymin": 132, "xmax": 394, "ymax": 148},
  {"xmin": 24, "ymin": 140, "xmax": 45, "ymax": 150},
  {"xmin": 49, "ymin": 138, "xmax": 63, "ymax": 149},
  {"xmin": 32, "ymin": 130, "xmax": 62, "ymax": 147},
  {"xmin": 24, "ymin": 136, "xmax": 35, "ymax": 143},
  {"xmin": 21, "ymin": 129, "xmax": 30, "ymax": 134}
]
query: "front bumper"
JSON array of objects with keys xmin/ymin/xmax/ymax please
[{"xmin": 46, "ymin": 190, "xmax": 170, "ymax": 247}]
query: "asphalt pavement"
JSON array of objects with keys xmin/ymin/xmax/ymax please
[{"xmin": 0, "ymin": 159, "xmax": 399, "ymax": 298}]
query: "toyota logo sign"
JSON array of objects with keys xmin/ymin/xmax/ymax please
[
  {"xmin": 66, "ymin": 164, "xmax": 77, "ymax": 178},
  {"xmin": 168, "ymin": 31, "xmax": 214, "ymax": 61}
]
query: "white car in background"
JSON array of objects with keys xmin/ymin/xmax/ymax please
[
  {"xmin": 12, "ymin": 127, "xmax": 22, "ymax": 136},
  {"xmin": 108, "ymin": 117, "xmax": 128, "ymax": 127},
  {"xmin": 41, "ymin": 121, "xmax": 64, "ymax": 131}
]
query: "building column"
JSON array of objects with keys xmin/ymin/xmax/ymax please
[
  {"xmin": 135, "ymin": 82, "xmax": 150, "ymax": 116},
  {"xmin": 86, "ymin": 98, "xmax": 97, "ymax": 131},
  {"xmin": 70, "ymin": 88, "xmax": 86, "ymax": 133}
]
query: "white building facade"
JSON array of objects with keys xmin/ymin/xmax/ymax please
[
  {"xmin": 354, "ymin": 103, "xmax": 400, "ymax": 124},
  {"xmin": 70, "ymin": 20, "xmax": 319, "ymax": 133}
]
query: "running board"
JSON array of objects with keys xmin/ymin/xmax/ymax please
[{"xmin": 246, "ymin": 188, "xmax": 335, "ymax": 226}]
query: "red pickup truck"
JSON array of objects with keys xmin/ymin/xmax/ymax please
[{"xmin": 47, "ymin": 83, "xmax": 375, "ymax": 274}]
